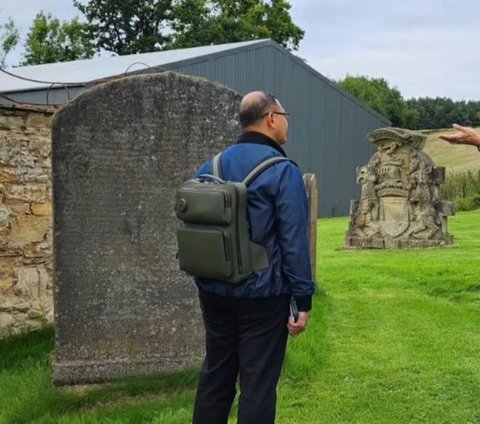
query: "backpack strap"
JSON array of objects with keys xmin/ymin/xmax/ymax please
[
  {"xmin": 212, "ymin": 153, "xmax": 223, "ymax": 179},
  {"xmin": 243, "ymin": 156, "xmax": 290, "ymax": 186},
  {"xmin": 212, "ymin": 153, "xmax": 290, "ymax": 186}
]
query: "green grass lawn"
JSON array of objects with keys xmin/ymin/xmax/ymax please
[{"xmin": 2, "ymin": 211, "xmax": 480, "ymax": 423}]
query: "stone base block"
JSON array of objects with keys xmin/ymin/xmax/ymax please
[
  {"xmin": 345, "ymin": 234, "xmax": 454, "ymax": 249},
  {"xmin": 51, "ymin": 354, "xmax": 203, "ymax": 385}
]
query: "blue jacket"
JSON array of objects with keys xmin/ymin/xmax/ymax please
[{"xmin": 194, "ymin": 131, "xmax": 315, "ymax": 311}]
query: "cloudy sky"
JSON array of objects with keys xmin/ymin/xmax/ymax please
[{"xmin": 1, "ymin": 0, "xmax": 479, "ymax": 100}]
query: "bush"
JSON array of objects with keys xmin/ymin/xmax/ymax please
[
  {"xmin": 441, "ymin": 170, "xmax": 480, "ymax": 211},
  {"xmin": 453, "ymin": 195, "xmax": 480, "ymax": 211}
]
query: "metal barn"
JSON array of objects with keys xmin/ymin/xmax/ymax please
[{"xmin": 0, "ymin": 39, "xmax": 389, "ymax": 216}]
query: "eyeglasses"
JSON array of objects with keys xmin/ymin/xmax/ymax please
[{"xmin": 261, "ymin": 111, "xmax": 290, "ymax": 118}]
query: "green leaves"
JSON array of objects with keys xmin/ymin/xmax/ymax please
[
  {"xmin": 74, "ymin": 0, "xmax": 173, "ymax": 55},
  {"xmin": 73, "ymin": 0, "xmax": 304, "ymax": 55},
  {"xmin": 337, "ymin": 75, "xmax": 480, "ymax": 130},
  {"xmin": 0, "ymin": 17, "xmax": 20, "ymax": 67},
  {"xmin": 13, "ymin": 0, "xmax": 303, "ymax": 66},
  {"xmin": 22, "ymin": 11, "xmax": 94, "ymax": 66},
  {"xmin": 170, "ymin": 0, "xmax": 303, "ymax": 51},
  {"xmin": 337, "ymin": 75, "xmax": 418, "ymax": 128}
]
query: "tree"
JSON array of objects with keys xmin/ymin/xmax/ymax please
[
  {"xmin": 170, "ymin": 0, "xmax": 304, "ymax": 50},
  {"xmin": 406, "ymin": 97, "xmax": 480, "ymax": 130},
  {"xmin": 0, "ymin": 17, "xmax": 20, "ymax": 67},
  {"xmin": 74, "ymin": 0, "xmax": 172, "ymax": 55},
  {"xmin": 337, "ymin": 75, "xmax": 418, "ymax": 128},
  {"xmin": 73, "ymin": 0, "xmax": 304, "ymax": 55},
  {"xmin": 22, "ymin": 11, "xmax": 94, "ymax": 65}
]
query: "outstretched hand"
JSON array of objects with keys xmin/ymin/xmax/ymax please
[
  {"xmin": 438, "ymin": 124, "xmax": 480, "ymax": 147},
  {"xmin": 288, "ymin": 311, "xmax": 308, "ymax": 337}
]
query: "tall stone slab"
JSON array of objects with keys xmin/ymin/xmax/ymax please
[{"xmin": 51, "ymin": 72, "xmax": 241, "ymax": 384}]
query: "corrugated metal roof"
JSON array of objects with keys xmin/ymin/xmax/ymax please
[{"xmin": 0, "ymin": 39, "xmax": 267, "ymax": 93}]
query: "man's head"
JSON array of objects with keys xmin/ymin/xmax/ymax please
[{"xmin": 239, "ymin": 91, "xmax": 289, "ymax": 145}]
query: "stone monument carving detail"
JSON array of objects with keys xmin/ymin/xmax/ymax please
[{"xmin": 346, "ymin": 128, "xmax": 454, "ymax": 248}]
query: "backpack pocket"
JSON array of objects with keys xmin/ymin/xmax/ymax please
[
  {"xmin": 176, "ymin": 186, "xmax": 232, "ymax": 224},
  {"xmin": 177, "ymin": 226, "xmax": 232, "ymax": 279}
]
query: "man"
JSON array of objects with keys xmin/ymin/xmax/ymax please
[
  {"xmin": 439, "ymin": 123, "xmax": 480, "ymax": 148},
  {"xmin": 192, "ymin": 91, "xmax": 315, "ymax": 424}
]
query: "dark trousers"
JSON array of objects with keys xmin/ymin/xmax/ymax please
[{"xmin": 193, "ymin": 291, "xmax": 290, "ymax": 424}]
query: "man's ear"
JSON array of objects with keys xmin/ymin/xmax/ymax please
[{"xmin": 265, "ymin": 112, "xmax": 276, "ymax": 129}]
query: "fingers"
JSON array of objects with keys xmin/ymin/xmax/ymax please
[
  {"xmin": 287, "ymin": 312, "xmax": 308, "ymax": 337},
  {"xmin": 452, "ymin": 123, "xmax": 466, "ymax": 131},
  {"xmin": 438, "ymin": 135, "xmax": 462, "ymax": 143},
  {"xmin": 438, "ymin": 124, "xmax": 479, "ymax": 146}
]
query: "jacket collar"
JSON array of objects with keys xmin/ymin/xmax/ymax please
[{"xmin": 236, "ymin": 131, "xmax": 287, "ymax": 157}]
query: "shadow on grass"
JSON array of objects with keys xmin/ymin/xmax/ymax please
[
  {"xmin": 1, "ymin": 328, "xmax": 199, "ymax": 424},
  {"xmin": 0, "ymin": 326, "xmax": 54, "ymax": 370},
  {"xmin": 5, "ymin": 367, "xmax": 199, "ymax": 424}
]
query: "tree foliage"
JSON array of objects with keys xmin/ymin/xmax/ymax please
[
  {"xmin": 406, "ymin": 97, "xmax": 480, "ymax": 130},
  {"xmin": 73, "ymin": 0, "xmax": 304, "ymax": 55},
  {"xmin": 338, "ymin": 75, "xmax": 480, "ymax": 130},
  {"xmin": 22, "ymin": 11, "xmax": 94, "ymax": 66},
  {"xmin": 337, "ymin": 75, "xmax": 418, "ymax": 128},
  {"xmin": 73, "ymin": 0, "xmax": 172, "ymax": 55},
  {"xmin": 0, "ymin": 17, "xmax": 20, "ymax": 67},
  {"xmin": 170, "ymin": 0, "xmax": 304, "ymax": 50}
]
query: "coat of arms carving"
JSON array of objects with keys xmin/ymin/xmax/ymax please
[{"xmin": 345, "ymin": 128, "xmax": 454, "ymax": 248}]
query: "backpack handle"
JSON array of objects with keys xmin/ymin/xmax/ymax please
[{"xmin": 197, "ymin": 174, "xmax": 226, "ymax": 184}]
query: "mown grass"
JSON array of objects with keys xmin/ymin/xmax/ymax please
[{"xmin": 1, "ymin": 211, "xmax": 480, "ymax": 423}]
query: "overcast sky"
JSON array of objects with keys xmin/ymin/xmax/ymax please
[{"xmin": 1, "ymin": 0, "xmax": 479, "ymax": 100}]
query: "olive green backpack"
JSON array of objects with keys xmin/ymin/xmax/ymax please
[{"xmin": 175, "ymin": 153, "xmax": 289, "ymax": 283}]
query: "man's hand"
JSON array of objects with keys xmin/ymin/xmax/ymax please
[
  {"xmin": 439, "ymin": 124, "xmax": 480, "ymax": 147},
  {"xmin": 288, "ymin": 311, "xmax": 308, "ymax": 337}
]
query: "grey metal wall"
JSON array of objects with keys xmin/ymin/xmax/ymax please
[
  {"xmin": 0, "ymin": 87, "xmax": 84, "ymax": 106},
  {"xmin": 2, "ymin": 42, "xmax": 388, "ymax": 216},
  {"xmin": 166, "ymin": 44, "xmax": 389, "ymax": 216}
]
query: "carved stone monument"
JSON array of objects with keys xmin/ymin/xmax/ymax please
[
  {"xmin": 345, "ymin": 127, "xmax": 454, "ymax": 248},
  {"xmin": 51, "ymin": 72, "xmax": 241, "ymax": 384}
]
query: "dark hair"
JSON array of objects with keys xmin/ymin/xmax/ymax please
[{"xmin": 239, "ymin": 92, "xmax": 279, "ymax": 129}]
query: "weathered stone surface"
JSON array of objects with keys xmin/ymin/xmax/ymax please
[
  {"xmin": 26, "ymin": 113, "xmax": 52, "ymax": 130},
  {"xmin": 0, "ymin": 281, "xmax": 14, "ymax": 297},
  {"xmin": 51, "ymin": 72, "xmax": 241, "ymax": 384},
  {"xmin": 31, "ymin": 202, "xmax": 52, "ymax": 216},
  {"xmin": 0, "ymin": 257, "xmax": 16, "ymax": 276},
  {"xmin": 12, "ymin": 302, "xmax": 31, "ymax": 312},
  {"xmin": 0, "ymin": 167, "xmax": 20, "ymax": 183},
  {"xmin": 23, "ymin": 241, "xmax": 52, "ymax": 259},
  {"xmin": 10, "ymin": 216, "xmax": 50, "ymax": 246},
  {"xmin": 0, "ymin": 313, "xmax": 14, "ymax": 336},
  {"xmin": 0, "ymin": 244, "xmax": 22, "ymax": 257},
  {"xmin": 0, "ymin": 114, "xmax": 25, "ymax": 130},
  {"xmin": 2, "ymin": 199, "xmax": 31, "ymax": 217},
  {"xmin": 0, "ymin": 106, "xmax": 53, "ymax": 337},
  {"xmin": 14, "ymin": 265, "xmax": 49, "ymax": 301},
  {"xmin": 3, "ymin": 183, "xmax": 47, "ymax": 202},
  {"xmin": 0, "ymin": 204, "xmax": 11, "ymax": 227},
  {"xmin": 0, "ymin": 138, "xmax": 35, "ymax": 167},
  {"xmin": 345, "ymin": 128, "xmax": 454, "ymax": 249},
  {"xmin": 27, "ymin": 308, "xmax": 45, "ymax": 319}
]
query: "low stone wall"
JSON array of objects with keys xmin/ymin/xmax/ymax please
[{"xmin": 0, "ymin": 105, "xmax": 55, "ymax": 337}]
